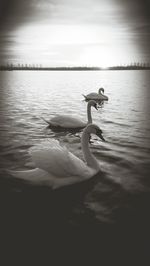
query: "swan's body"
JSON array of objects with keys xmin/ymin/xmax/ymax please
[
  {"xmin": 83, "ymin": 88, "xmax": 108, "ymax": 101},
  {"xmin": 43, "ymin": 100, "xmax": 98, "ymax": 129},
  {"xmin": 43, "ymin": 115, "xmax": 86, "ymax": 129},
  {"xmin": 8, "ymin": 124, "xmax": 105, "ymax": 189}
]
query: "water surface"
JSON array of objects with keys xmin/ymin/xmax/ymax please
[{"xmin": 0, "ymin": 70, "xmax": 150, "ymax": 228}]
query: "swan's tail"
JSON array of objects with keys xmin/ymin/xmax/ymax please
[
  {"xmin": 82, "ymin": 94, "xmax": 87, "ymax": 100},
  {"xmin": 41, "ymin": 117, "xmax": 51, "ymax": 126}
]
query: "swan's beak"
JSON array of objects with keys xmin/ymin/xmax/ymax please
[
  {"xmin": 94, "ymin": 104, "xmax": 98, "ymax": 110},
  {"xmin": 100, "ymin": 134, "xmax": 105, "ymax": 142},
  {"xmin": 97, "ymin": 131, "xmax": 105, "ymax": 142}
]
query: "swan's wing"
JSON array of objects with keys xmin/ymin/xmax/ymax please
[
  {"xmin": 95, "ymin": 94, "xmax": 108, "ymax": 100},
  {"xmin": 50, "ymin": 115, "xmax": 86, "ymax": 128},
  {"xmin": 29, "ymin": 139, "xmax": 93, "ymax": 179},
  {"xmin": 86, "ymin": 92, "xmax": 108, "ymax": 101},
  {"xmin": 8, "ymin": 166, "xmax": 94, "ymax": 189},
  {"xmin": 86, "ymin": 93, "xmax": 99, "ymax": 99},
  {"xmin": 7, "ymin": 168, "xmax": 54, "ymax": 186},
  {"xmin": 87, "ymin": 92, "xmax": 98, "ymax": 97}
]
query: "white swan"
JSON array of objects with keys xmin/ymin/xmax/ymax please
[
  {"xmin": 83, "ymin": 88, "xmax": 108, "ymax": 101},
  {"xmin": 8, "ymin": 124, "xmax": 105, "ymax": 189},
  {"xmin": 43, "ymin": 100, "xmax": 98, "ymax": 129}
]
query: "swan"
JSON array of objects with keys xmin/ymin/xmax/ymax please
[
  {"xmin": 83, "ymin": 88, "xmax": 108, "ymax": 101},
  {"xmin": 43, "ymin": 100, "xmax": 98, "ymax": 129},
  {"xmin": 8, "ymin": 124, "xmax": 105, "ymax": 189}
]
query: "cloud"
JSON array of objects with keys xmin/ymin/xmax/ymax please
[
  {"xmin": 0, "ymin": 0, "xmax": 149, "ymax": 65},
  {"xmin": 113, "ymin": 0, "xmax": 150, "ymax": 56},
  {"xmin": 0, "ymin": 0, "xmax": 34, "ymax": 24},
  {"xmin": 0, "ymin": 0, "xmax": 124, "ymax": 28}
]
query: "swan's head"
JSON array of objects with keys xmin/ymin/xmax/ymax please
[
  {"xmin": 88, "ymin": 100, "xmax": 98, "ymax": 110},
  {"xmin": 99, "ymin": 88, "xmax": 104, "ymax": 94},
  {"xmin": 85, "ymin": 123, "xmax": 105, "ymax": 142}
]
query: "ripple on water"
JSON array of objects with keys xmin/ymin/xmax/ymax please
[{"xmin": 0, "ymin": 70, "xmax": 150, "ymax": 226}]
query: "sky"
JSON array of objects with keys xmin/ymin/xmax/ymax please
[{"xmin": 0, "ymin": 0, "xmax": 150, "ymax": 67}]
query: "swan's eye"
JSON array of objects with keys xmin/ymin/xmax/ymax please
[{"xmin": 97, "ymin": 129, "xmax": 102, "ymax": 134}]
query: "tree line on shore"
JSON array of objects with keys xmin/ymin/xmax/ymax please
[{"xmin": 0, "ymin": 62, "xmax": 150, "ymax": 71}]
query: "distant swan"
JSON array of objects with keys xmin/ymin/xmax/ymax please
[
  {"xmin": 43, "ymin": 100, "xmax": 98, "ymax": 129},
  {"xmin": 8, "ymin": 124, "xmax": 105, "ymax": 189},
  {"xmin": 83, "ymin": 88, "xmax": 108, "ymax": 101}
]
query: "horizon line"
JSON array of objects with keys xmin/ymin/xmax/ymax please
[
  {"xmin": 0, "ymin": 62, "xmax": 150, "ymax": 69},
  {"xmin": 1, "ymin": 65, "xmax": 150, "ymax": 71}
]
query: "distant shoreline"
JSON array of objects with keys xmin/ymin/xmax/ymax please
[{"xmin": 0, "ymin": 66, "xmax": 150, "ymax": 71}]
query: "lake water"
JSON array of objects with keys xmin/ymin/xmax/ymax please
[{"xmin": 0, "ymin": 70, "xmax": 150, "ymax": 230}]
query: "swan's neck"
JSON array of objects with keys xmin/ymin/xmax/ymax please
[
  {"xmin": 99, "ymin": 88, "xmax": 104, "ymax": 95},
  {"xmin": 81, "ymin": 131, "xmax": 99, "ymax": 170},
  {"xmin": 87, "ymin": 104, "xmax": 92, "ymax": 124}
]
